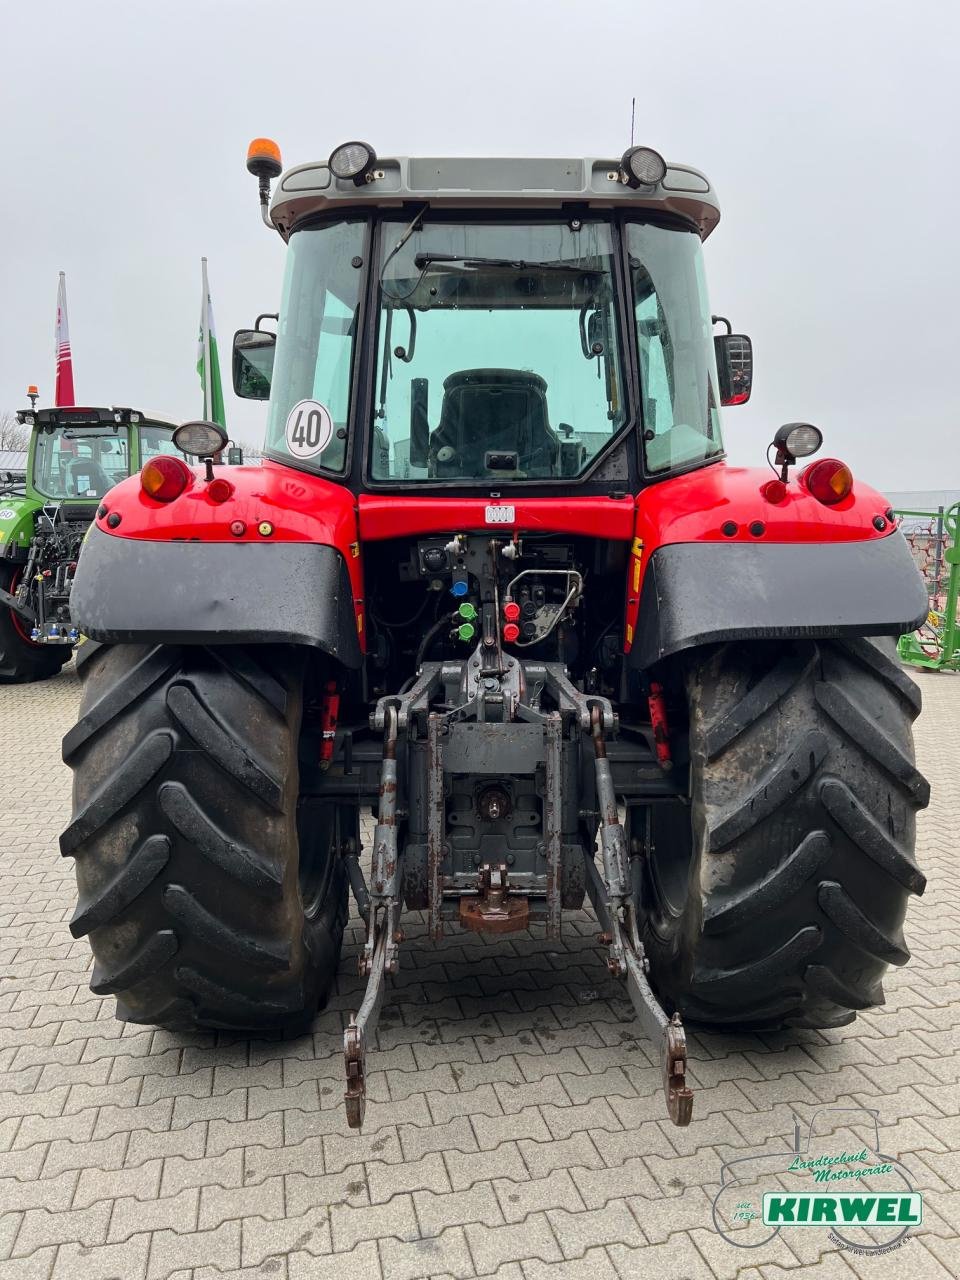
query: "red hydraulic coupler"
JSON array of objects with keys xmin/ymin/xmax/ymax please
[
  {"xmin": 319, "ymin": 680, "xmax": 340, "ymax": 771},
  {"xmin": 647, "ymin": 681, "xmax": 673, "ymax": 771}
]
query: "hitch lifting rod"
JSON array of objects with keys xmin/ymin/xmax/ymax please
[
  {"xmin": 344, "ymin": 705, "xmax": 405, "ymax": 1129},
  {"xmin": 590, "ymin": 704, "xmax": 629, "ymax": 908},
  {"xmin": 586, "ymin": 704, "xmax": 693, "ymax": 1127},
  {"xmin": 582, "ymin": 852, "xmax": 694, "ymax": 1127}
]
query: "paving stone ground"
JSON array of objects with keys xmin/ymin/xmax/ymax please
[{"xmin": 0, "ymin": 658, "xmax": 958, "ymax": 1280}]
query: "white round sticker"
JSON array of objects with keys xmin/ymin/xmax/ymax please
[
  {"xmin": 0, "ymin": 509, "xmax": 17, "ymax": 521},
  {"xmin": 285, "ymin": 400, "xmax": 334, "ymax": 459}
]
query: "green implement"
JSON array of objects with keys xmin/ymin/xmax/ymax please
[
  {"xmin": 0, "ymin": 405, "xmax": 180, "ymax": 682},
  {"xmin": 896, "ymin": 502, "xmax": 960, "ymax": 672}
]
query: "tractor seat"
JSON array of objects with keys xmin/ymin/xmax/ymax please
[
  {"xmin": 64, "ymin": 457, "xmax": 113, "ymax": 497},
  {"xmin": 430, "ymin": 368, "xmax": 559, "ymax": 477}
]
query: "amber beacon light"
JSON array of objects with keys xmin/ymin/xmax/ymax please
[{"xmin": 247, "ymin": 138, "xmax": 283, "ymax": 227}]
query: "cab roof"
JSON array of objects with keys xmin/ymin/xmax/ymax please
[
  {"xmin": 16, "ymin": 406, "xmax": 179, "ymax": 430},
  {"xmin": 269, "ymin": 154, "xmax": 720, "ymax": 242}
]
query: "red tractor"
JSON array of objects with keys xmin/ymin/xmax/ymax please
[{"xmin": 62, "ymin": 139, "xmax": 929, "ymax": 1128}]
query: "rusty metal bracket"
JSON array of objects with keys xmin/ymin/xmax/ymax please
[
  {"xmin": 360, "ymin": 705, "xmax": 400, "ymax": 977},
  {"xmin": 583, "ymin": 850, "xmax": 694, "ymax": 1127},
  {"xmin": 344, "ymin": 912, "xmax": 389, "ymax": 1129},
  {"xmin": 344, "ymin": 880, "xmax": 404, "ymax": 1129},
  {"xmin": 590, "ymin": 703, "xmax": 630, "ymax": 923},
  {"xmin": 459, "ymin": 863, "xmax": 530, "ymax": 933}
]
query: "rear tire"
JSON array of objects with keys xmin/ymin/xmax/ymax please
[
  {"xmin": 0, "ymin": 563, "xmax": 70, "ymax": 683},
  {"xmin": 60, "ymin": 642, "xmax": 348, "ymax": 1032},
  {"xmin": 641, "ymin": 637, "xmax": 928, "ymax": 1029}
]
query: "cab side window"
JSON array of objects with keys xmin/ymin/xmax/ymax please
[{"xmin": 139, "ymin": 426, "xmax": 180, "ymax": 462}]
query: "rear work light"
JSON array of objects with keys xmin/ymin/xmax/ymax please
[
  {"xmin": 803, "ymin": 457, "xmax": 853, "ymax": 506},
  {"xmin": 141, "ymin": 456, "xmax": 192, "ymax": 503}
]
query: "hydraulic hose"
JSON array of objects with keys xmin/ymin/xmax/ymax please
[{"xmin": 415, "ymin": 615, "xmax": 451, "ymax": 670}]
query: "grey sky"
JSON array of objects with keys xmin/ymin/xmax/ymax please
[{"xmin": 2, "ymin": 0, "xmax": 957, "ymax": 490}]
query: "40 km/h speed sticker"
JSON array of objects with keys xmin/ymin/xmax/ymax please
[{"xmin": 285, "ymin": 400, "xmax": 333, "ymax": 459}]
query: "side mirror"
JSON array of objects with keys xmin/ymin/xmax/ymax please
[
  {"xmin": 409, "ymin": 377, "xmax": 429, "ymax": 469},
  {"xmin": 232, "ymin": 329, "xmax": 276, "ymax": 400},
  {"xmin": 714, "ymin": 332, "xmax": 753, "ymax": 406}
]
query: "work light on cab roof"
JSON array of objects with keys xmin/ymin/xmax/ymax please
[
  {"xmin": 620, "ymin": 145, "xmax": 667, "ymax": 187},
  {"xmin": 328, "ymin": 140, "xmax": 378, "ymax": 184}
]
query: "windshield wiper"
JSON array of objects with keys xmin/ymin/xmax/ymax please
[
  {"xmin": 413, "ymin": 252, "xmax": 600, "ymax": 273},
  {"xmin": 379, "ymin": 205, "xmax": 429, "ymax": 283}
]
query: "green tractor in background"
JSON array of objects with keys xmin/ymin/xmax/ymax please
[{"xmin": 0, "ymin": 405, "xmax": 180, "ymax": 682}]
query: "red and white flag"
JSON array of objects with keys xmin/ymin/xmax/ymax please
[{"xmin": 54, "ymin": 271, "xmax": 75, "ymax": 406}]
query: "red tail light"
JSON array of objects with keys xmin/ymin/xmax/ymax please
[
  {"xmin": 141, "ymin": 456, "xmax": 192, "ymax": 502},
  {"xmin": 207, "ymin": 477, "xmax": 234, "ymax": 504},
  {"xmin": 803, "ymin": 458, "xmax": 853, "ymax": 506}
]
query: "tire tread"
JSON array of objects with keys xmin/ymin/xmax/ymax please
[
  {"xmin": 90, "ymin": 929, "xmax": 179, "ymax": 995},
  {"xmin": 643, "ymin": 636, "xmax": 927, "ymax": 1030},
  {"xmin": 60, "ymin": 731, "xmax": 174, "ymax": 855},
  {"xmin": 61, "ymin": 644, "xmax": 347, "ymax": 1032},
  {"xmin": 70, "ymin": 835, "xmax": 171, "ymax": 938}
]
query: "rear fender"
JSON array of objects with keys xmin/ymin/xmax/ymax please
[
  {"xmin": 0, "ymin": 497, "xmax": 37, "ymax": 560},
  {"xmin": 73, "ymin": 461, "xmax": 364, "ymax": 665},
  {"xmin": 626, "ymin": 463, "xmax": 926, "ymax": 668}
]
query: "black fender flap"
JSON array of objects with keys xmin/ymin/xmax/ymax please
[
  {"xmin": 630, "ymin": 533, "xmax": 928, "ymax": 671},
  {"xmin": 71, "ymin": 525, "xmax": 361, "ymax": 668}
]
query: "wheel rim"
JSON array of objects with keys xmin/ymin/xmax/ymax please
[
  {"xmin": 647, "ymin": 802, "xmax": 695, "ymax": 923},
  {"xmin": 298, "ymin": 801, "xmax": 342, "ymax": 920}
]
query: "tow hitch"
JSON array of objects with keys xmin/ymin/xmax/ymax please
[
  {"xmin": 459, "ymin": 862, "xmax": 530, "ymax": 933},
  {"xmin": 341, "ymin": 646, "xmax": 694, "ymax": 1130}
]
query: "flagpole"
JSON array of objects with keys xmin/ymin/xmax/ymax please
[
  {"xmin": 55, "ymin": 271, "xmax": 76, "ymax": 407},
  {"xmin": 201, "ymin": 257, "xmax": 212, "ymax": 421}
]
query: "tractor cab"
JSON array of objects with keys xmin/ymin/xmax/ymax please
[
  {"xmin": 232, "ymin": 143, "xmax": 752, "ymax": 493},
  {"xmin": 22, "ymin": 406, "xmax": 183, "ymax": 505}
]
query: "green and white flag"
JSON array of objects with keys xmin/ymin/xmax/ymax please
[{"xmin": 196, "ymin": 257, "xmax": 226, "ymax": 428}]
